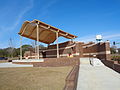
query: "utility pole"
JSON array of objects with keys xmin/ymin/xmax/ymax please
[
  {"xmin": 20, "ymin": 36, "xmax": 23, "ymax": 60},
  {"xmin": 9, "ymin": 38, "xmax": 14, "ymax": 58}
]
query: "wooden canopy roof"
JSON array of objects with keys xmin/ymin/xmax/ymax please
[{"xmin": 18, "ymin": 19, "xmax": 77, "ymax": 44}]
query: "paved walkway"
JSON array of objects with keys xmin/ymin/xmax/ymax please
[
  {"xmin": 0, "ymin": 62, "xmax": 33, "ymax": 68},
  {"xmin": 77, "ymin": 58, "xmax": 120, "ymax": 90}
]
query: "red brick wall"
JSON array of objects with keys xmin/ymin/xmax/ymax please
[
  {"xmin": 101, "ymin": 60, "xmax": 120, "ymax": 73},
  {"xmin": 33, "ymin": 57, "xmax": 80, "ymax": 67},
  {"xmin": 48, "ymin": 41, "xmax": 74, "ymax": 49},
  {"xmin": 83, "ymin": 42, "xmax": 111, "ymax": 60},
  {"xmin": 64, "ymin": 65, "xmax": 79, "ymax": 90},
  {"xmin": 39, "ymin": 41, "xmax": 111, "ymax": 60},
  {"xmin": 24, "ymin": 41, "xmax": 111, "ymax": 60},
  {"xmin": 40, "ymin": 41, "xmax": 82, "ymax": 58}
]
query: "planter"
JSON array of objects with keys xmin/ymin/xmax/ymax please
[
  {"xmin": 118, "ymin": 60, "xmax": 120, "ymax": 64},
  {"xmin": 114, "ymin": 61, "xmax": 118, "ymax": 64}
]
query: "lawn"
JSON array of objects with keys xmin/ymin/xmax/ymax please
[{"xmin": 0, "ymin": 66, "xmax": 72, "ymax": 90}]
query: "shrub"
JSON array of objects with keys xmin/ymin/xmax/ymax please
[{"xmin": 111, "ymin": 56, "xmax": 120, "ymax": 61}]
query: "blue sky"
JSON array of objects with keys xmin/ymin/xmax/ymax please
[{"xmin": 0, "ymin": 0, "xmax": 120, "ymax": 48}]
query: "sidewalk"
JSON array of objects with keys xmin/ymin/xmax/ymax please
[
  {"xmin": 0, "ymin": 62, "xmax": 33, "ymax": 68},
  {"xmin": 77, "ymin": 58, "xmax": 120, "ymax": 90}
]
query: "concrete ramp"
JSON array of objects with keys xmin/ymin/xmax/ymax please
[
  {"xmin": 80, "ymin": 58, "xmax": 90, "ymax": 64},
  {"xmin": 90, "ymin": 58, "xmax": 104, "ymax": 66},
  {"xmin": 77, "ymin": 58, "xmax": 120, "ymax": 90},
  {"xmin": 80, "ymin": 58, "xmax": 104, "ymax": 66}
]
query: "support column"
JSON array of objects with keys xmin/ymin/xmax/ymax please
[
  {"xmin": 36, "ymin": 24, "xmax": 39, "ymax": 59},
  {"xmin": 19, "ymin": 24, "xmax": 28, "ymax": 60},
  {"xmin": 56, "ymin": 32, "xmax": 59, "ymax": 58},
  {"xmin": 35, "ymin": 40, "xmax": 37, "ymax": 59},
  {"xmin": 20, "ymin": 35, "xmax": 22, "ymax": 60}
]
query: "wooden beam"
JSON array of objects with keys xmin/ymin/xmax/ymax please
[
  {"xmin": 28, "ymin": 26, "xmax": 36, "ymax": 38},
  {"xmin": 20, "ymin": 24, "xmax": 29, "ymax": 35}
]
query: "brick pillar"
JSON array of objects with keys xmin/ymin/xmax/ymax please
[
  {"xmin": 75, "ymin": 42, "xmax": 83, "ymax": 57},
  {"xmin": 97, "ymin": 42, "xmax": 111, "ymax": 60},
  {"xmin": 105, "ymin": 42, "xmax": 111, "ymax": 60}
]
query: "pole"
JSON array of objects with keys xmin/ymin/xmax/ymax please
[
  {"xmin": 56, "ymin": 32, "xmax": 59, "ymax": 58},
  {"xmin": 35, "ymin": 40, "xmax": 37, "ymax": 59},
  {"xmin": 20, "ymin": 35, "xmax": 22, "ymax": 60},
  {"xmin": 19, "ymin": 24, "xmax": 28, "ymax": 60},
  {"xmin": 37, "ymin": 24, "xmax": 39, "ymax": 59}
]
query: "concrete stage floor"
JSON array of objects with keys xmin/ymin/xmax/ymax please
[{"xmin": 0, "ymin": 62, "xmax": 33, "ymax": 68}]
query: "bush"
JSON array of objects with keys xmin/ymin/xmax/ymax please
[{"xmin": 111, "ymin": 56, "xmax": 120, "ymax": 61}]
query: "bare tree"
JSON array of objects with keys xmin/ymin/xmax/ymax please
[{"xmin": 31, "ymin": 40, "xmax": 37, "ymax": 53}]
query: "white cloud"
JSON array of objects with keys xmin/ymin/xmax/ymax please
[
  {"xmin": 0, "ymin": 0, "xmax": 34, "ymax": 48},
  {"xmin": 75, "ymin": 35, "xmax": 95, "ymax": 42},
  {"xmin": 75, "ymin": 33, "xmax": 120, "ymax": 42},
  {"xmin": 104, "ymin": 34, "xmax": 120, "ymax": 40},
  {"xmin": 1, "ymin": 0, "xmax": 34, "ymax": 31},
  {"xmin": 36, "ymin": 0, "xmax": 59, "ymax": 18}
]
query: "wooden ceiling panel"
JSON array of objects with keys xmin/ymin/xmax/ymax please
[{"xmin": 18, "ymin": 19, "xmax": 77, "ymax": 44}]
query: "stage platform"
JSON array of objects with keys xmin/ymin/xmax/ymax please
[{"xmin": 12, "ymin": 59, "xmax": 44, "ymax": 64}]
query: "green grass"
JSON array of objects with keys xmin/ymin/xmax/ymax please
[{"xmin": 0, "ymin": 67, "xmax": 72, "ymax": 90}]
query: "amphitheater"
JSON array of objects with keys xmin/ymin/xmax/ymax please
[{"xmin": 11, "ymin": 19, "xmax": 120, "ymax": 90}]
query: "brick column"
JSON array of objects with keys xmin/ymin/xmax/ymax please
[
  {"xmin": 105, "ymin": 42, "xmax": 111, "ymax": 60},
  {"xmin": 75, "ymin": 42, "xmax": 83, "ymax": 57}
]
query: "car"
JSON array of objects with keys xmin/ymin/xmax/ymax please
[{"xmin": 0, "ymin": 57, "xmax": 8, "ymax": 60}]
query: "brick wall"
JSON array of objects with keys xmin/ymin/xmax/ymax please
[
  {"xmin": 48, "ymin": 41, "xmax": 74, "ymax": 49},
  {"xmin": 40, "ymin": 41, "xmax": 82, "ymax": 58},
  {"xmin": 63, "ymin": 65, "xmax": 79, "ymax": 90},
  {"xmin": 101, "ymin": 60, "xmax": 120, "ymax": 73},
  {"xmin": 33, "ymin": 57, "xmax": 80, "ymax": 67},
  {"xmin": 83, "ymin": 42, "xmax": 111, "ymax": 60},
  {"xmin": 23, "ymin": 41, "xmax": 111, "ymax": 60}
]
